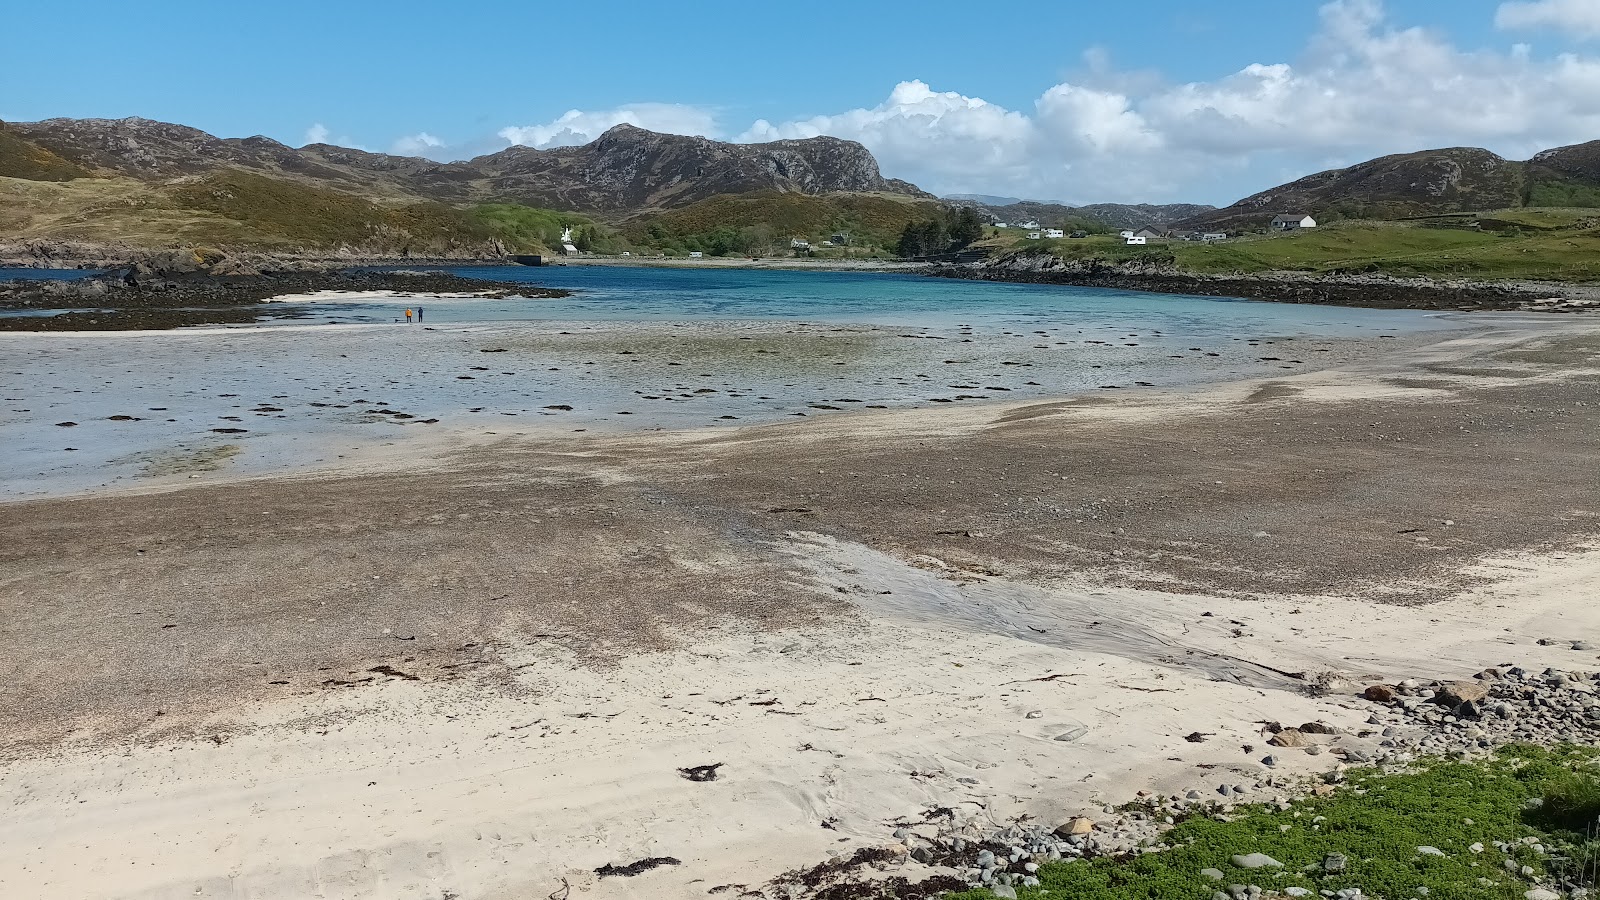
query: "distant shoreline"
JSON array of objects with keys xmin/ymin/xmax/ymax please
[{"xmin": 927, "ymin": 259, "xmax": 1600, "ymax": 312}]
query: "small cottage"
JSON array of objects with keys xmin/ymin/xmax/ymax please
[{"xmin": 1272, "ymin": 214, "xmax": 1317, "ymax": 231}]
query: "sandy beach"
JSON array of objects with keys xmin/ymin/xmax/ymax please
[{"xmin": 2, "ymin": 302, "xmax": 1598, "ymax": 899}]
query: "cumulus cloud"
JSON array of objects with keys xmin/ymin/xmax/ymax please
[
  {"xmin": 391, "ymin": 132, "xmax": 444, "ymax": 157},
  {"xmin": 1497, "ymin": 0, "xmax": 1600, "ymax": 38},
  {"xmin": 726, "ymin": 0, "xmax": 1600, "ymax": 203},
  {"xmin": 302, "ymin": 123, "xmax": 330, "ymax": 146},
  {"xmin": 499, "ymin": 103, "xmax": 721, "ymax": 149},
  {"xmin": 468, "ymin": 1, "xmax": 1600, "ymax": 203}
]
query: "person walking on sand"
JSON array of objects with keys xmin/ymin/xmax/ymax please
[{"xmin": 405, "ymin": 308, "xmax": 413, "ymax": 323}]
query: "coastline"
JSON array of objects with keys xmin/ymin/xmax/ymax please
[
  {"xmin": 3, "ymin": 316, "xmax": 1598, "ymax": 898},
  {"xmin": 926, "ymin": 257, "xmax": 1600, "ymax": 312}
]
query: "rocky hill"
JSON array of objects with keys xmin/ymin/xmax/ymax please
[
  {"xmin": 1178, "ymin": 142, "xmax": 1600, "ymax": 231},
  {"xmin": 2, "ymin": 117, "xmax": 929, "ymax": 213}
]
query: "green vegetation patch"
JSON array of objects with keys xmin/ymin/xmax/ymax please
[
  {"xmin": 626, "ymin": 190, "xmax": 940, "ymax": 256},
  {"xmin": 470, "ymin": 203, "xmax": 605, "ymax": 253},
  {"xmin": 952, "ymin": 745, "xmax": 1600, "ymax": 900}
]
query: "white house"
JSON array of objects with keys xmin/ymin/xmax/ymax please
[
  {"xmin": 1125, "ymin": 235, "xmax": 1148, "ymax": 246},
  {"xmin": 1272, "ymin": 214, "xmax": 1317, "ymax": 231},
  {"xmin": 1044, "ymin": 228, "xmax": 1065, "ymax": 239},
  {"xmin": 994, "ymin": 222, "xmax": 1009, "ymax": 229},
  {"xmin": 1019, "ymin": 220, "xmax": 1040, "ymax": 229},
  {"xmin": 1119, "ymin": 230, "xmax": 1136, "ymax": 239}
]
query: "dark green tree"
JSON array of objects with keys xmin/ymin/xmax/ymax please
[{"xmin": 948, "ymin": 207, "xmax": 983, "ymax": 248}]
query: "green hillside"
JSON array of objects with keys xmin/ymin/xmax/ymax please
[
  {"xmin": 992, "ymin": 213, "xmax": 1600, "ymax": 281},
  {"xmin": 623, "ymin": 190, "xmax": 942, "ymax": 255}
]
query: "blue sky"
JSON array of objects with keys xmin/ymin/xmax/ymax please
[{"xmin": 8, "ymin": 0, "xmax": 1600, "ymax": 205}]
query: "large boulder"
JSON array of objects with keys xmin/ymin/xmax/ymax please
[{"xmin": 1434, "ymin": 681, "xmax": 1490, "ymax": 707}]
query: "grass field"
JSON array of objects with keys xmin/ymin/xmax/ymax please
[
  {"xmin": 952, "ymin": 745, "xmax": 1600, "ymax": 900},
  {"xmin": 990, "ymin": 212, "xmax": 1600, "ymax": 282}
]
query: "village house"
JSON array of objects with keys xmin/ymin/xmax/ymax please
[
  {"xmin": 1133, "ymin": 227, "xmax": 1164, "ymax": 240},
  {"xmin": 1272, "ymin": 214, "xmax": 1317, "ymax": 231}
]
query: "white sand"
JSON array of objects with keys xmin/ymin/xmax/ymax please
[{"xmin": 3, "ymin": 533, "xmax": 1595, "ymax": 900}]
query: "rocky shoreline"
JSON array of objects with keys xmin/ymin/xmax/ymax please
[
  {"xmin": 0, "ymin": 249, "xmax": 566, "ymax": 331},
  {"xmin": 928, "ymin": 255, "xmax": 1600, "ymax": 313},
  {"xmin": 772, "ymin": 659, "xmax": 1600, "ymax": 900}
]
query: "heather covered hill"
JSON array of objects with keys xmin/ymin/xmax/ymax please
[
  {"xmin": 1180, "ymin": 142, "xmax": 1600, "ymax": 231},
  {"xmin": 4, "ymin": 117, "xmax": 930, "ymax": 213}
]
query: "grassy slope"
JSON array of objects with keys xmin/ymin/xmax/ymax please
[
  {"xmin": 624, "ymin": 190, "xmax": 942, "ymax": 253},
  {"xmin": 0, "ymin": 170, "xmax": 541, "ymax": 254},
  {"xmin": 954, "ymin": 745, "xmax": 1599, "ymax": 900},
  {"xmin": 0, "ymin": 124, "xmax": 88, "ymax": 182},
  {"xmin": 993, "ymin": 214, "xmax": 1600, "ymax": 281}
]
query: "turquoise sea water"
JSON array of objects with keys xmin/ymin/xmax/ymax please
[{"xmin": 373, "ymin": 265, "xmax": 1449, "ymax": 336}]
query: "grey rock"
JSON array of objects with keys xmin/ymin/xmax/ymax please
[
  {"xmin": 1231, "ymin": 853, "xmax": 1284, "ymax": 869},
  {"xmin": 1054, "ymin": 725, "xmax": 1090, "ymax": 742},
  {"xmin": 991, "ymin": 886, "xmax": 1017, "ymax": 900},
  {"xmin": 1417, "ymin": 846, "xmax": 1446, "ymax": 856},
  {"xmin": 1201, "ymin": 868, "xmax": 1226, "ymax": 881},
  {"xmin": 1525, "ymin": 891, "xmax": 1559, "ymax": 900},
  {"xmin": 1323, "ymin": 853, "xmax": 1348, "ymax": 874}
]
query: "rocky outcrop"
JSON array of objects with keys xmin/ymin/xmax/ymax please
[{"xmin": 6, "ymin": 117, "xmax": 931, "ymax": 212}]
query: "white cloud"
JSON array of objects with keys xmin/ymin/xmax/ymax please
[
  {"xmin": 498, "ymin": 103, "xmax": 721, "ymax": 149},
  {"xmin": 465, "ymin": 1, "xmax": 1600, "ymax": 204},
  {"xmin": 1497, "ymin": 0, "xmax": 1600, "ymax": 38},
  {"xmin": 723, "ymin": 0, "xmax": 1600, "ymax": 203},
  {"xmin": 391, "ymin": 132, "xmax": 444, "ymax": 157},
  {"xmin": 302, "ymin": 123, "xmax": 330, "ymax": 146}
]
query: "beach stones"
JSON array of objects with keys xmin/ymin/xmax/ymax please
[
  {"xmin": 1053, "ymin": 724, "xmax": 1090, "ymax": 742},
  {"xmin": 1231, "ymin": 852, "xmax": 1283, "ymax": 869},
  {"xmin": 1433, "ymin": 681, "xmax": 1489, "ymax": 707},
  {"xmin": 1268, "ymin": 729, "xmax": 1310, "ymax": 748},
  {"xmin": 1054, "ymin": 817, "xmax": 1094, "ymax": 837}
]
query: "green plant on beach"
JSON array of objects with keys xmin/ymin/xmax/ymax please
[{"xmin": 949, "ymin": 746, "xmax": 1600, "ymax": 900}]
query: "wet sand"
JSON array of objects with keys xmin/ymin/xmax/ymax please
[{"xmin": 1, "ymin": 315, "xmax": 1599, "ymax": 899}]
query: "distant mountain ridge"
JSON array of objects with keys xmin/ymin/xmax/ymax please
[
  {"xmin": 2, "ymin": 117, "xmax": 931, "ymax": 213},
  {"xmin": 1177, "ymin": 142, "xmax": 1600, "ymax": 231},
  {"xmin": 945, "ymin": 196, "xmax": 1216, "ymax": 231}
]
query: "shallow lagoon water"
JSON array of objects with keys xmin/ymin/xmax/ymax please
[{"xmin": 1, "ymin": 267, "xmax": 1462, "ymax": 498}]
